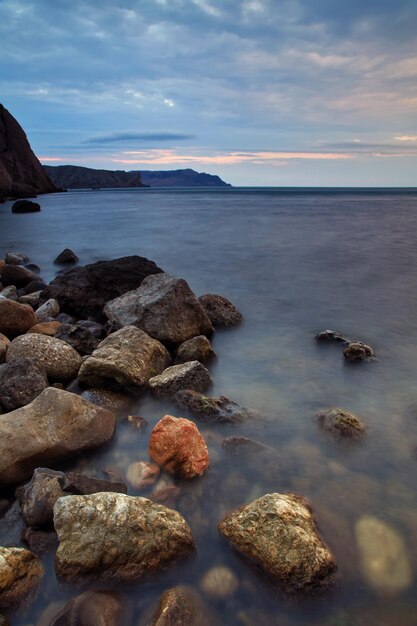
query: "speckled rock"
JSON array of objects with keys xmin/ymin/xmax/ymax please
[
  {"xmin": 148, "ymin": 415, "xmax": 209, "ymax": 479},
  {"xmin": 104, "ymin": 273, "xmax": 213, "ymax": 346},
  {"xmin": 316, "ymin": 408, "xmax": 366, "ymax": 440},
  {"xmin": 54, "ymin": 493, "xmax": 195, "ymax": 584},
  {"xmin": 174, "ymin": 389, "xmax": 263, "ymax": 424},
  {"xmin": 0, "ymin": 388, "xmax": 116, "ymax": 485},
  {"xmin": 149, "ymin": 361, "xmax": 212, "ymax": 397},
  {"xmin": 343, "ymin": 341, "xmax": 375, "ymax": 362},
  {"xmin": 355, "ymin": 515, "xmax": 412, "ymax": 593},
  {"xmin": 0, "ymin": 299, "xmax": 36, "ymax": 337},
  {"xmin": 78, "ymin": 326, "xmax": 171, "ymax": 392},
  {"xmin": 198, "ymin": 294, "xmax": 243, "ymax": 327},
  {"xmin": 0, "ymin": 357, "xmax": 48, "ymax": 410},
  {"xmin": 34, "ymin": 298, "xmax": 60, "ymax": 323},
  {"xmin": 26, "ymin": 321, "xmax": 62, "ymax": 336},
  {"xmin": 218, "ymin": 493, "xmax": 337, "ymax": 593},
  {"xmin": 200, "ymin": 565, "xmax": 239, "ymax": 599},
  {"xmin": 147, "ymin": 586, "xmax": 213, "ymax": 626},
  {"xmin": 0, "ymin": 335, "xmax": 9, "ymax": 363},
  {"xmin": 0, "ymin": 547, "xmax": 43, "ymax": 609},
  {"xmin": 7, "ymin": 333, "xmax": 82, "ymax": 381},
  {"xmin": 175, "ymin": 335, "xmax": 216, "ymax": 365}
]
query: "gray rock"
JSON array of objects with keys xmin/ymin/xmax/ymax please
[
  {"xmin": 0, "ymin": 356, "xmax": 48, "ymax": 410},
  {"xmin": 316, "ymin": 408, "xmax": 366, "ymax": 440},
  {"xmin": 78, "ymin": 326, "xmax": 171, "ymax": 392},
  {"xmin": 174, "ymin": 389, "xmax": 263, "ymax": 424},
  {"xmin": 54, "ymin": 493, "xmax": 195, "ymax": 584},
  {"xmin": 0, "ymin": 547, "xmax": 43, "ymax": 610},
  {"xmin": 34, "ymin": 298, "xmax": 60, "ymax": 323},
  {"xmin": 198, "ymin": 294, "xmax": 243, "ymax": 327},
  {"xmin": 0, "ymin": 388, "xmax": 116, "ymax": 485},
  {"xmin": 175, "ymin": 335, "xmax": 216, "ymax": 365},
  {"xmin": 19, "ymin": 290, "xmax": 42, "ymax": 306},
  {"xmin": 218, "ymin": 492, "xmax": 337, "ymax": 593},
  {"xmin": 104, "ymin": 273, "xmax": 213, "ymax": 346},
  {"xmin": 149, "ymin": 361, "xmax": 212, "ymax": 397},
  {"xmin": 7, "ymin": 333, "xmax": 82, "ymax": 381}
]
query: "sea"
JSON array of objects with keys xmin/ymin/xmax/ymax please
[{"xmin": 1, "ymin": 187, "xmax": 417, "ymax": 625}]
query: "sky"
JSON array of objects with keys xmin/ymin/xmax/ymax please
[{"xmin": 1, "ymin": 0, "xmax": 417, "ymax": 186}]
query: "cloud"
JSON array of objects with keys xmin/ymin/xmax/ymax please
[
  {"xmin": 395, "ymin": 135, "xmax": 417, "ymax": 142},
  {"xmin": 83, "ymin": 131, "xmax": 196, "ymax": 144}
]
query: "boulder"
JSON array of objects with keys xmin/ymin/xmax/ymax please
[
  {"xmin": 104, "ymin": 273, "xmax": 213, "ymax": 346},
  {"xmin": 343, "ymin": 341, "xmax": 375, "ymax": 362},
  {"xmin": 34, "ymin": 298, "xmax": 60, "ymax": 323},
  {"xmin": 0, "ymin": 335, "xmax": 9, "ymax": 363},
  {"xmin": 27, "ymin": 321, "xmax": 62, "ymax": 336},
  {"xmin": 0, "ymin": 388, "xmax": 115, "ymax": 485},
  {"xmin": 78, "ymin": 326, "xmax": 170, "ymax": 392},
  {"xmin": 355, "ymin": 515, "xmax": 412, "ymax": 593},
  {"xmin": 148, "ymin": 415, "xmax": 209, "ymax": 479},
  {"xmin": 54, "ymin": 493, "xmax": 195, "ymax": 584},
  {"xmin": 0, "ymin": 299, "xmax": 36, "ymax": 337},
  {"xmin": 54, "ymin": 322, "xmax": 100, "ymax": 355},
  {"xmin": 0, "ymin": 357, "xmax": 48, "ymax": 411},
  {"xmin": 11, "ymin": 199, "xmax": 40, "ymax": 213},
  {"xmin": 149, "ymin": 361, "xmax": 212, "ymax": 397},
  {"xmin": 40, "ymin": 255, "xmax": 163, "ymax": 321},
  {"xmin": 0, "ymin": 264, "xmax": 38, "ymax": 287},
  {"xmin": 316, "ymin": 408, "xmax": 366, "ymax": 440},
  {"xmin": 218, "ymin": 493, "xmax": 337, "ymax": 593},
  {"xmin": 198, "ymin": 294, "xmax": 243, "ymax": 327},
  {"xmin": 148, "ymin": 586, "xmax": 213, "ymax": 626},
  {"xmin": 174, "ymin": 390, "xmax": 263, "ymax": 424},
  {"xmin": 7, "ymin": 334, "xmax": 82, "ymax": 381},
  {"xmin": 0, "ymin": 547, "xmax": 43, "ymax": 609},
  {"xmin": 49, "ymin": 590, "xmax": 128, "ymax": 626},
  {"xmin": 54, "ymin": 248, "xmax": 79, "ymax": 265},
  {"xmin": 175, "ymin": 335, "xmax": 216, "ymax": 365}
]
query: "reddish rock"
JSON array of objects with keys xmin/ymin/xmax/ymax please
[
  {"xmin": 26, "ymin": 321, "xmax": 61, "ymax": 336},
  {"xmin": 0, "ymin": 547, "xmax": 43, "ymax": 609},
  {"xmin": 0, "ymin": 299, "xmax": 36, "ymax": 337},
  {"xmin": 148, "ymin": 415, "xmax": 209, "ymax": 479}
]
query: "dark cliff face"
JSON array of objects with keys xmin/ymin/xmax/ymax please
[{"xmin": 0, "ymin": 103, "xmax": 59, "ymax": 198}]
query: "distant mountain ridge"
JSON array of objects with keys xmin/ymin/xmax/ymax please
[{"xmin": 44, "ymin": 165, "xmax": 231, "ymax": 188}]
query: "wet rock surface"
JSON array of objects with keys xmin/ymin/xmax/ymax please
[
  {"xmin": 104, "ymin": 273, "xmax": 213, "ymax": 346},
  {"xmin": 78, "ymin": 326, "xmax": 171, "ymax": 392},
  {"xmin": 147, "ymin": 586, "xmax": 214, "ymax": 626},
  {"xmin": 0, "ymin": 299, "xmax": 36, "ymax": 337},
  {"xmin": 149, "ymin": 361, "xmax": 212, "ymax": 396},
  {"xmin": 7, "ymin": 333, "xmax": 82, "ymax": 381},
  {"xmin": 316, "ymin": 408, "xmax": 366, "ymax": 439},
  {"xmin": 0, "ymin": 547, "xmax": 43, "ymax": 610},
  {"xmin": 175, "ymin": 335, "xmax": 216, "ymax": 364},
  {"xmin": 149, "ymin": 414, "xmax": 210, "ymax": 479},
  {"xmin": 41, "ymin": 255, "xmax": 162, "ymax": 321},
  {"xmin": 174, "ymin": 390, "xmax": 263, "ymax": 424},
  {"xmin": 198, "ymin": 294, "xmax": 243, "ymax": 327},
  {"xmin": 218, "ymin": 493, "xmax": 337, "ymax": 593},
  {"xmin": 343, "ymin": 341, "xmax": 375, "ymax": 362},
  {"xmin": 0, "ymin": 356, "xmax": 48, "ymax": 410},
  {"xmin": 54, "ymin": 493, "xmax": 195, "ymax": 584},
  {"xmin": 0, "ymin": 388, "xmax": 115, "ymax": 485}
]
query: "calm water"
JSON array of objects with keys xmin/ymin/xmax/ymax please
[{"xmin": 1, "ymin": 187, "xmax": 417, "ymax": 625}]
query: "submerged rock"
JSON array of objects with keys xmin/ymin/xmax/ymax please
[
  {"xmin": 49, "ymin": 590, "xmax": 128, "ymax": 626},
  {"xmin": 316, "ymin": 408, "xmax": 366, "ymax": 440},
  {"xmin": 0, "ymin": 299, "xmax": 36, "ymax": 337},
  {"xmin": 78, "ymin": 326, "xmax": 171, "ymax": 392},
  {"xmin": 198, "ymin": 294, "xmax": 243, "ymax": 327},
  {"xmin": 147, "ymin": 586, "xmax": 213, "ymax": 626},
  {"xmin": 0, "ymin": 547, "xmax": 43, "ymax": 609},
  {"xmin": 175, "ymin": 335, "xmax": 216, "ymax": 364},
  {"xmin": 355, "ymin": 515, "xmax": 413, "ymax": 593},
  {"xmin": 149, "ymin": 414, "xmax": 210, "ymax": 479},
  {"xmin": 221, "ymin": 436, "xmax": 271, "ymax": 456},
  {"xmin": 0, "ymin": 388, "xmax": 115, "ymax": 485},
  {"xmin": 149, "ymin": 361, "xmax": 212, "ymax": 396},
  {"xmin": 0, "ymin": 356, "xmax": 48, "ymax": 411},
  {"xmin": 126, "ymin": 461, "xmax": 160, "ymax": 490},
  {"xmin": 174, "ymin": 389, "xmax": 263, "ymax": 424},
  {"xmin": 200, "ymin": 565, "xmax": 239, "ymax": 599},
  {"xmin": 218, "ymin": 492, "xmax": 337, "ymax": 593},
  {"xmin": 80, "ymin": 388, "xmax": 132, "ymax": 413},
  {"xmin": 343, "ymin": 341, "xmax": 375, "ymax": 362},
  {"xmin": 104, "ymin": 273, "xmax": 213, "ymax": 346},
  {"xmin": 11, "ymin": 200, "xmax": 40, "ymax": 213},
  {"xmin": 54, "ymin": 493, "xmax": 195, "ymax": 584},
  {"xmin": 7, "ymin": 333, "xmax": 82, "ymax": 381},
  {"xmin": 315, "ymin": 330, "xmax": 348, "ymax": 343}
]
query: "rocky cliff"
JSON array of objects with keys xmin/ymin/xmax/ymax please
[
  {"xmin": 44, "ymin": 165, "xmax": 231, "ymax": 188},
  {"xmin": 0, "ymin": 104, "xmax": 59, "ymax": 199}
]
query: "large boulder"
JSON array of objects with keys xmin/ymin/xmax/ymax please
[
  {"xmin": 0, "ymin": 388, "xmax": 116, "ymax": 485},
  {"xmin": 0, "ymin": 547, "xmax": 43, "ymax": 609},
  {"xmin": 148, "ymin": 415, "xmax": 209, "ymax": 479},
  {"xmin": 54, "ymin": 493, "xmax": 195, "ymax": 584},
  {"xmin": 78, "ymin": 326, "xmax": 170, "ymax": 392},
  {"xmin": 0, "ymin": 299, "xmax": 36, "ymax": 337},
  {"xmin": 0, "ymin": 264, "xmax": 38, "ymax": 288},
  {"xmin": 218, "ymin": 493, "xmax": 337, "ymax": 593},
  {"xmin": 7, "ymin": 334, "xmax": 82, "ymax": 381},
  {"xmin": 49, "ymin": 590, "xmax": 128, "ymax": 626},
  {"xmin": 149, "ymin": 361, "xmax": 212, "ymax": 397},
  {"xmin": 198, "ymin": 294, "xmax": 243, "ymax": 327},
  {"xmin": 40, "ymin": 255, "xmax": 163, "ymax": 321},
  {"xmin": 104, "ymin": 273, "xmax": 213, "ymax": 346},
  {"xmin": 0, "ymin": 357, "xmax": 48, "ymax": 411},
  {"xmin": 174, "ymin": 390, "xmax": 263, "ymax": 424}
]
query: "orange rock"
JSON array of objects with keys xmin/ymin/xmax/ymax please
[
  {"xmin": 26, "ymin": 321, "xmax": 62, "ymax": 336},
  {"xmin": 148, "ymin": 415, "xmax": 209, "ymax": 479}
]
